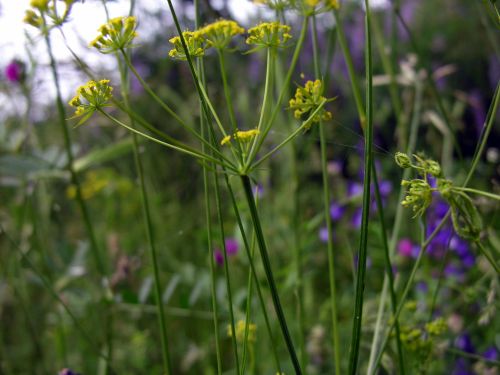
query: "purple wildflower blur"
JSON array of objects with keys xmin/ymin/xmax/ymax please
[{"xmin": 4, "ymin": 59, "xmax": 25, "ymax": 83}]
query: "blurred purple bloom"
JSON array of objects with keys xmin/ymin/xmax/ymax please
[
  {"xmin": 253, "ymin": 184, "xmax": 264, "ymax": 198},
  {"xmin": 469, "ymin": 89, "xmax": 486, "ymax": 134},
  {"xmin": 444, "ymin": 264, "xmax": 465, "ymax": 281},
  {"xmin": 225, "ymin": 238, "xmax": 239, "ymax": 256},
  {"xmin": 319, "ymin": 226, "xmax": 329, "ymax": 243},
  {"xmin": 452, "ymin": 358, "xmax": 473, "ymax": 375},
  {"xmin": 330, "ymin": 202, "xmax": 345, "ymax": 221},
  {"xmin": 397, "ymin": 238, "xmax": 413, "ymax": 257},
  {"xmin": 450, "ymin": 236, "xmax": 469, "ymax": 257},
  {"xmin": 483, "ymin": 346, "xmax": 499, "ymax": 361},
  {"xmin": 214, "ymin": 249, "xmax": 224, "ymax": 266},
  {"xmin": 489, "ymin": 55, "xmax": 500, "ymax": 90},
  {"xmin": 354, "ymin": 254, "xmax": 372, "ymax": 269},
  {"xmin": 351, "ymin": 208, "xmax": 362, "ymax": 229},
  {"xmin": 59, "ymin": 369, "xmax": 77, "ymax": 375},
  {"xmin": 4, "ymin": 60, "xmax": 24, "ymax": 83},
  {"xmin": 416, "ymin": 281, "xmax": 428, "ymax": 293},
  {"xmin": 455, "ymin": 333, "xmax": 475, "ymax": 353},
  {"xmin": 378, "ymin": 180, "xmax": 393, "ymax": 197},
  {"xmin": 348, "ymin": 182, "xmax": 363, "ymax": 197}
]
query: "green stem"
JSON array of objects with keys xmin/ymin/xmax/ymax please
[
  {"xmin": 43, "ymin": 30, "xmax": 106, "ymax": 278},
  {"xmin": 347, "ymin": 0, "xmax": 374, "ymax": 372},
  {"xmin": 453, "ymin": 187, "xmax": 500, "ymax": 201},
  {"xmin": 475, "ymin": 241, "xmax": 500, "ymax": 274},
  {"xmin": 248, "ymin": 16, "xmax": 310, "ymax": 164},
  {"xmin": 194, "ymin": 1, "xmax": 223, "ymax": 369},
  {"xmin": 241, "ymin": 175, "xmax": 301, "ymax": 374},
  {"xmin": 117, "ymin": 50, "xmax": 172, "ymax": 375},
  {"xmin": 99, "ymin": 111, "xmax": 228, "ymax": 168},
  {"xmin": 246, "ymin": 48, "xmax": 274, "ymax": 168},
  {"xmin": 311, "ymin": 15, "xmax": 340, "ymax": 375},
  {"xmin": 223, "ymin": 175, "xmax": 283, "ymax": 374}
]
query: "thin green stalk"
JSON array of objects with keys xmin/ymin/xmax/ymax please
[
  {"xmin": 216, "ymin": 49, "xmax": 245, "ymax": 163},
  {"xmin": 43, "ymin": 30, "xmax": 106, "ymax": 278},
  {"xmin": 332, "ymin": 9, "xmax": 366, "ymax": 127},
  {"xmin": 246, "ymin": 48, "xmax": 274, "ymax": 168},
  {"xmin": 347, "ymin": 0, "xmax": 374, "ymax": 372},
  {"xmin": 0, "ymin": 225, "xmax": 112, "ymax": 365},
  {"xmin": 241, "ymin": 175, "xmax": 302, "ymax": 374},
  {"xmin": 372, "ymin": 165, "xmax": 405, "ymax": 375},
  {"xmin": 195, "ymin": 1, "xmax": 223, "ymax": 370},
  {"xmin": 250, "ymin": 100, "xmax": 327, "ymax": 170},
  {"xmin": 311, "ymin": 15, "xmax": 340, "ymax": 375},
  {"xmin": 117, "ymin": 51, "xmax": 172, "ymax": 375},
  {"xmin": 120, "ymin": 50, "xmax": 228, "ymax": 159},
  {"xmin": 213, "ymin": 171, "xmax": 241, "ymax": 372},
  {"xmin": 98, "ymin": 111, "xmax": 227, "ymax": 168},
  {"xmin": 475, "ymin": 241, "xmax": 500, "ymax": 274},
  {"xmin": 222, "ymin": 175, "xmax": 283, "ymax": 374},
  {"xmin": 369, "ymin": 214, "xmax": 450, "ymax": 374},
  {"xmin": 366, "ymin": 80, "xmax": 423, "ymax": 373},
  {"xmin": 453, "ymin": 187, "xmax": 500, "ymax": 201},
  {"xmin": 247, "ymin": 16, "xmax": 310, "ymax": 166},
  {"xmin": 241, "ymin": 226, "xmax": 257, "ymax": 375}
]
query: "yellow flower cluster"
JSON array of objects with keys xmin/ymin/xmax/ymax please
[
  {"xmin": 288, "ymin": 79, "xmax": 332, "ymax": 128},
  {"xmin": 89, "ymin": 16, "xmax": 138, "ymax": 54},
  {"xmin": 221, "ymin": 129, "xmax": 260, "ymax": 145},
  {"xmin": 227, "ymin": 320, "xmax": 257, "ymax": 343},
  {"xmin": 66, "ymin": 170, "xmax": 109, "ymax": 200},
  {"xmin": 168, "ymin": 31, "xmax": 206, "ymax": 60},
  {"xmin": 199, "ymin": 19, "xmax": 244, "ymax": 50},
  {"xmin": 24, "ymin": 0, "xmax": 76, "ymax": 29},
  {"xmin": 246, "ymin": 22, "xmax": 292, "ymax": 49},
  {"xmin": 68, "ymin": 79, "xmax": 113, "ymax": 121}
]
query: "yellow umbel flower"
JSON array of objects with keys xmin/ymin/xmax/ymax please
[
  {"xmin": 168, "ymin": 31, "xmax": 206, "ymax": 60},
  {"xmin": 89, "ymin": 16, "xmax": 138, "ymax": 54},
  {"xmin": 199, "ymin": 19, "xmax": 244, "ymax": 50},
  {"xmin": 24, "ymin": 0, "xmax": 75, "ymax": 30},
  {"xmin": 234, "ymin": 129, "xmax": 260, "ymax": 143},
  {"xmin": 288, "ymin": 79, "xmax": 333, "ymax": 129},
  {"xmin": 227, "ymin": 320, "xmax": 257, "ymax": 343},
  {"xmin": 30, "ymin": 0, "xmax": 49, "ymax": 10},
  {"xmin": 220, "ymin": 135, "xmax": 232, "ymax": 146},
  {"xmin": 246, "ymin": 22, "xmax": 292, "ymax": 50},
  {"xmin": 68, "ymin": 79, "xmax": 113, "ymax": 125}
]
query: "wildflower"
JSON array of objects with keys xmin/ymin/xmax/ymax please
[
  {"xmin": 4, "ymin": 60, "xmax": 25, "ymax": 84},
  {"xmin": 246, "ymin": 22, "xmax": 292, "ymax": 50},
  {"xmin": 234, "ymin": 128, "xmax": 260, "ymax": 143},
  {"xmin": 225, "ymin": 238, "xmax": 239, "ymax": 256},
  {"xmin": 168, "ymin": 31, "xmax": 206, "ymax": 60},
  {"xmin": 394, "ymin": 152, "xmax": 411, "ymax": 168},
  {"xmin": 329, "ymin": 202, "xmax": 345, "ymax": 221},
  {"xmin": 66, "ymin": 170, "xmax": 109, "ymax": 200},
  {"xmin": 90, "ymin": 16, "xmax": 138, "ymax": 54},
  {"xmin": 401, "ymin": 179, "xmax": 432, "ymax": 217},
  {"xmin": 199, "ymin": 19, "xmax": 244, "ymax": 50},
  {"xmin": 24, "ymin": 0, "xmax": 75, "ymax": 30},
  {"xmin": 425, "ymin": 317, "xmax": 447, "ymax": 336},
  {"xmin": 59, "ymin": 369, "xmax": 79, "ymax": 375},
  {"xmin": 220, "ymin": 135, "xmax": 231, "ymax": 146},
  {"xmin": 288, "ymin": 79, "xmax": 333, "ymax": 128},
  {"xmin": 68, "ymin": 79, "xmax": 113, "ymax": 125},
  {"xmin": 214, "ymin": 249, "xmax": 224, "ymax": 266},
  {"xmin": 227, "ymin": 320, "xmax": 257, "ymax": 343}
]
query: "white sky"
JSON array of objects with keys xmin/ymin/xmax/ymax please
[{"xmin": 0, "ymin": 0, "xmax": 389, "ymax": 118}]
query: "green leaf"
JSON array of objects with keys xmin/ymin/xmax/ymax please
[
  {"xmin": 447, "ymin": 191, "xmax": 482, "ymax": 241},
  {"xmin": 73, "ymin": 137, "xmax": 135, "ymax": 172}
]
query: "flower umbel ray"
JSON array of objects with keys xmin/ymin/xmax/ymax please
[
  {"xmin": 68, "ymin": 79, "xmax": 113, "ymax": 126},
  {"xmin": 89, "ymin": 16, "xmax": 138, "ymax": 54},
  {"xmin": 288, "ymin": 79, "xmax": 334, "ymax": 129}
]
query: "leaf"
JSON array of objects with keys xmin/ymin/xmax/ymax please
[
  {"xmin": 73, "ymin": 137, "xmax": 135, "ymax": 172},
  {"xmin": 448, "ymin": 191, "xmax": 482, "ymax": 241}
]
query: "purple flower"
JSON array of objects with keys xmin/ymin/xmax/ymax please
[
  {"xmin": 397, "ymin": 238, "xmax": 413, "ymax": 257},
  {"xmin": 444, "ymin": 264, "xmax": 465, "ymax": 281},
  {"xmin": 483, "ymin": 346, "xmax": 498, "ymax": 361},
  {"xmin": 455, "ymin": 333, "xmax": 475, "ymax": 353},
  {"xmin": 452, "ymin": 359, "xmax": 473, "ymax": 375},
  {"xmin": 347, "ymin": 182, "xmax": 363, "ymax": 197},
  {"xmin": 4, "ymin": 60, "xmax": 25, "ymax": 83},
  {"xmin": 416, "ymin": 281, "xmax": 428, "ymax": 293},
  {"xmin": 351, "ymin": 208, "xmax": 362, "ymax": 229},
  {"xmin": 330, "ymin": 202, "xmax": 345, "ymax": 221},
  {"xmin": 319, "ymin": 226, "xmax": 329, "ymax": 243},
  {"xmin": 253, "ymin": 184, "xmax": 264, "ymax": 198},
  {"xmin": 378, "ymin": 180, "xmax": 393, "ymax": 198},
  {"xmin": 59, "ymin": 369, "xmax": 77, "ymax": 375},
  {"xmin": 214, "ymin": 249, "xmax": 224, "ymax": 266},
  {"xmin": 225, "ymin": 238, "xmax": 239, "ymax": 256}
]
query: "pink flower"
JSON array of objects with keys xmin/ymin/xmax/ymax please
[{"xmin": 4, "ymin": 60, "xmax": 25, "ymax": 83}]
